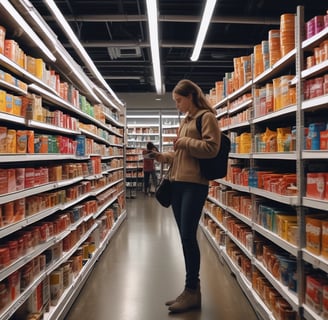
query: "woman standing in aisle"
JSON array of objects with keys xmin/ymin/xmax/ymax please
[
  {"xmin": 142, "ymin": 141, "xmax": 159, "ymax": 195},
  {"xmin": 154, "ymin": 79, "xmax": 221, "ymax": 313}
]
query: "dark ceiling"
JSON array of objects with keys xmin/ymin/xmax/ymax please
[{"xmin": 28, "ymin": 0, "xmax": 327, "ymax": 96}]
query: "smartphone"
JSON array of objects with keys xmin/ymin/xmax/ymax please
[{"xmin": 143, "ymin": 152, "xmax": 156, "ymax": 159}]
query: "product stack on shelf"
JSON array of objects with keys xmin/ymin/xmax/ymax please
[
  {"xmin": 0, "ymin": 2, "xmax": 126, "ymax": 320},
  {"xmin": 201, "ymin": 6, "xmax": 328, "ymax": 320}
]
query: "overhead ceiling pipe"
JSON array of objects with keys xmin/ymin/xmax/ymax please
[
  {"xmin": 51, "ymin": 14, "xmax": 280, "ymax": 25},
  {"xmin": 71, "ymin": 40, "xmax": 253, "ymax": 49}
]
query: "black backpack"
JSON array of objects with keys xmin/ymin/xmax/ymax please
[{"xmin": 196, "ymin": 113, "xmax": 231, "ymax": 180}]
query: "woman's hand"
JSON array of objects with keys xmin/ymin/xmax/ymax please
[{"xmin": 148, "ymin": 151, "xmax": 161, "ymax": 161}]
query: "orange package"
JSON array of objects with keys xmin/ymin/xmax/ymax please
[
  {"xmin": 306, "ymin": 274, "xmax": 328, "ymax": 314},
  {"xmin": 257, "ymin": 171, "xmax": 273, "ymax": 189},
  {"xmin": 0, "ymin": 169, "xmax": 8, "ymax": 194},
  {"xmin": 14, "ymin": 198, "xmax": 25, "ymax": 222},
  {"xmin": 7, "ymin": 129, "xmax": 16, "ymax": 153},
  {"xmin": 306, "ymin": 215, "xmax": 326, "ymax": 255},
  {"xmin": 320, "ymin": 130, "xmax": 328, "ymax": 150},
  {"xmin": 27, "ymin": 130, "xmax": 34, "ymax": 153},
  {"xmin": 16, "ymin": 130, "xmax": 27, "ymax": 153},
  {"xmin": 0, "ymin": 127, "xmax": 7, "ymax": 153},
  {"xmin": 321, "ymin": 220, "xmax": 328, "ymax": 259},
  {"xmin": 3, "ymin": 201, "xmax": 14, "ymax": 225},
  {"xmin": 39, "ymin": 135, "xmax": 48, "ymax": 153}
]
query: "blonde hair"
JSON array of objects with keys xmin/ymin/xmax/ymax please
[{"xmin": 173, "ymin": 79, "xmax": 216, "ymax": 114}]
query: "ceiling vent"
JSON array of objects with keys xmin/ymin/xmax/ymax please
[{"xmin": 108, "ymin": 47, "xmax": 142, "ymax": 60}]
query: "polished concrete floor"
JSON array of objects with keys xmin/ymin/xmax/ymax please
[{"xmin": 65, "ymin": 193, "xmax": 259, "ymax": 320}]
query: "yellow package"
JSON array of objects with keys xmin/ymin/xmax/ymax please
[
  {"xmin": 5, "ymin": 93, "xmax": 13, "ymax": 114},
  {"xmin": 7, "ymin": 129, "xmax": 16, "ymax": 153},
  {"xmin": 13, "ymin": 96, "xmax": 22, "ymax": 116},
  {"xmin": 0, "ymin": 126, "xmax": 7, "ymax": 153},
  {"xmin": 0, "ymin": 89, "xmax": 6, "ymax": 112},
  {"xmin": 277, "ymin": 215, "xmax": 297, "ymax": 240}
]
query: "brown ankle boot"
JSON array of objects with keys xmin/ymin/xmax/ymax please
[
  {"xmin": 168, "ymin": 287, "xmax": 201, "ymax": 313},
  {"xmin": 165, "ymin": 289, "xmax": 187, "ymax": 306}
]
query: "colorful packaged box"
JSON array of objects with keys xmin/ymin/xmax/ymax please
[
  {"xmin": 0, "ymin": 127, "xmax": 7, "ymax": 153},
  {"xmin": 27, "ymin": 130, "xmax": 34, "ymax": 153},
  {"xmin": 320, "ymin": 130, "xmax": 328, "ymax": 150},
  {"xmin": 307, "ymin": 122, "xmax": 326, "ymax": 150},
  {"xmin": 8, "ymin": 271, "xmax": 20, "ymax": 301},
  {"xmin": 76, "ymin": 135, "xmax": 86, "ymax": 156},
  {"xmin": 27, "ymin": 282, "xmax": 43, "ymax": 313},
  {"xmin": 3, "ymin": 202, "xmax": 14, "ymax": 225},
  {"xmin": 13, "ymin": 96, "xmax": 22, "ymax": 116},
  {"xmin": 5, "ymin": 94, "xmax": 13, "ymax": 114},
  {"xmin": 25, "ymin": 168, "xmax": 35, "ymax": 189},
  {"xmin": 0, "ymin": 169, "xmax": 8, "ymax": 195},
  {"xmin": 276, "ymin": 214, "xmax": 298, "ymax": 240},
  {"xmin": 0, "ymin": 90, "xmax": 6, "ymax": 113},
  {"xmin": 4, "ymin": 39, "xmax": 17, "ymax": 62},
  {"xmin": 306, "ymin": 274, "xmax": 328, "ymax": 313},
  {"xmin": 14, "ymin": 198, "xmax": 25, "ymax": 222},
  {"xmin": 16, "ymin": 130, "xmax": 27, "ymax": 153},
  {"xmin": 321, "ymin": 220, "xmax": 328, "ymax": 258},
  {"xmin": 323, "ymin": 284, "xmax": 328, "ymax": 320},
  {"xmin": 49, "ymin": 270, "xmax": 63, "ymax": 306},
  {"xmin": 7, "ymin": 169, "xmax": 16, "ymax": 193},
  {"xmin": 306, "ymin": 215, "xmax": 327, "ymax": 255},
  {"xmin": 306, "ymin": 173, "xmax": 325, "ymax": 199},
  {"xmin": 7, "ymin": 129, "xmax": 16, "ymax": 153},
  {"xmin": 0, "ymin": 26, "xmax": 5, "ymax": 54},
  {"xmin": 287, "ymin": 224, "xmax": 298, "ymax": 245}
]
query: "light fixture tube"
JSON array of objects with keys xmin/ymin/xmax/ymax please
[
  {"xmin": 146, "ymin": 0, "xmax": 163, "ymax": 95},
  {"xmin": 1, "ymin": 0, "xmax": 56, "ymax": 62},
  {"xmin": 43, "ymin": 0, "xmax": 124, "ymax": 107},
  {"xmin": 18, "ymin": 0, "xmax": 58, "ymax": 48},
  {"xmin": 190, "ymin": 0, "xmax": 217, "ymax": 62}
]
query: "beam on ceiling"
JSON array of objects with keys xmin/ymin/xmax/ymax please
[
  {"xmin": 75, "ymin": 40, "xmax": 253, "ymax": 49},
  {"xmin": 46, "ymin": 14, "xmax": 280, "ymax": 25}
]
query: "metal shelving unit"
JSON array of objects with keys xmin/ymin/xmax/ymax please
[
  {"xmin": 201, "ymin": 6, "xmax": 328, "ymax": 320},
  {"xmin": 0, "ymin": 2, "xmax": 126, "ymax": 319}
]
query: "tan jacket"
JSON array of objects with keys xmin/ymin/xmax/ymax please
[{"xmin": 158, "ymin": 109, "xmax": 221, "ymax": 185}]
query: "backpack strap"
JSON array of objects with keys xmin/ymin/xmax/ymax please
[{"xmin": 196, "ymin": 112, "xmax": 207, "ymax": 137}]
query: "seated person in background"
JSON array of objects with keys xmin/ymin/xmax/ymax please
[{"xmin": 142, "ymin": 142, "xmax": 159, "ymax": 195}]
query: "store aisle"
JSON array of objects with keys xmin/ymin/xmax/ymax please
[{"xmin": 65, "ymin": 194, "xmax": 259, "ymax": 320}]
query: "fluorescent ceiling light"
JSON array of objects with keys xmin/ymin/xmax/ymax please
[
  {"xmin": 14, "ymin": 0, "xmax": 99, "ymax": 102},
  {"xmin": 18, "ymin": 0, "xmax": 58, "ymax": 48},
  {"xmin": 146, "ymin": 0, "xmax": 163, "ymax": 95},
  {"xmin": 43, "ymin": 0, "xmax": 124, "ymax": 107},
  {"xmin": 190, "ymin": 0, "xmax": 217, "ymax": 62},
  {"xmin": 1, "ymin": 0, "xmax": 56, "ymax": 62}
]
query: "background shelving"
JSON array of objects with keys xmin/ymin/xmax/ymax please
[
  {"xmin": 125, "ymin": 147, "xmax": 143, "ymax": 198},
  {"xmin": 126, "ymin": 110, "xmax": 181, "ymax": 188}
]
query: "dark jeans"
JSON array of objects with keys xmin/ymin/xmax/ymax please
[
  {"xmin": 144, "ymin": 170, "xmax": 157, "ymax": 192},
  {"xmin": 171, "ymin": 181, "xmax": 208, "ymax": 290}
]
